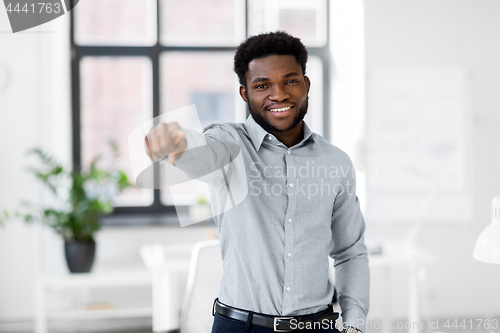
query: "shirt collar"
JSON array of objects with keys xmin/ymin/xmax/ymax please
[{"xmin": 244, "ymin": 114, "xmax": 319, "ymax": 151}]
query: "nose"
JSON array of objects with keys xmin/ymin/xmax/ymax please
[{"xmin": 269, "ymin": 84, "xmax": 290, "ymax": 102}]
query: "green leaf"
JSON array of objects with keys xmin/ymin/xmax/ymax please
[
  {"xmin": 115, "ymin": 171, "xmax": 131, "ymax": 191},
  {"xmin": 13, "ymin": 146, "xmax": 130, "ymax": 241}
]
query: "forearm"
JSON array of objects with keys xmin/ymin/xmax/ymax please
[{"xmin": 171, "ymin": 125, "xmax": 241, "ymax": 182}]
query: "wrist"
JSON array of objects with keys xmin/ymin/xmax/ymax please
[{"xmin": 343, "ymin": 326, "xmax": 362, "ymax": 333}]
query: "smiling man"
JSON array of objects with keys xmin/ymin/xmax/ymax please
[
  {"xmin": 239, "ymin": 53, "xmax": 309, "ymax": 148},
  {"xmin": 145, "ymin": 31, "xmax": 369, "ymax": 333}
]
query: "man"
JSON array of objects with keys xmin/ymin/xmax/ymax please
[{"xmin": 145, "ymin": 31, "xmax": 369, "ymax": 333}]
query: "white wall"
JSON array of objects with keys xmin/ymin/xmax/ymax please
[
  {"xmin": 364, "ymin": 0, "xmax": 500, "ymax": 321},
  {"xmin": 0, "ymin": 6, "xmax": 46, "ymax": 324}
]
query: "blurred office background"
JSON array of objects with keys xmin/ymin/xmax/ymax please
[{"xmin": 1, "ymin": 0, "xmax": 500, "ymax": 332}]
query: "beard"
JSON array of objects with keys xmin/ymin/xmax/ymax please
[{"xmin": 248, "ymin": 96, "xmax": 309, "ymax": 133}]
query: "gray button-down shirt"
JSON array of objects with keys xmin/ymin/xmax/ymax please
[{"xmin": 174, "ymin": 115, "xmax": 369, "ymax": 331}]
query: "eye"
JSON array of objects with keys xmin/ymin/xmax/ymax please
[
  {"xmin": 255, "ymin": 84, "xmax": 267, "ymax": 90},
  {"xmin": 286, "ymin": 79, "xmax": 298, "ymax": 84}
]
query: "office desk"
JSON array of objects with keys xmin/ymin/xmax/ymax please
[
  {"xmin": 369, "ymin": 246, "xmax": 436, "ymax": 333},
  {"xmin": 34, "ymin": 268, "xmax": 152, "ymax": 333},
  {"xmin": 139, "ymin": 244, "xmax": 194, "ymax": 332},
  {"xmin": 34, "ymin": 245, "xmax": 433, "ymax": 333},
  {"xmin": 149, "ymin": 258, "xmax": 191, "ymax": 332}
]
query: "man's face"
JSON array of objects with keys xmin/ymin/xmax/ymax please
[{"xmin": 239, "ymin": 55, "xmax": 310, "ymax": 134}]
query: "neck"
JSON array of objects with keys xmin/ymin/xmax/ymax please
[{"xmin": 271, "ymin": 122, "xmax": 303, "ymax": 148}]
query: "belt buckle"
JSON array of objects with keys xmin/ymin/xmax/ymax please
[{"xmin": 273, "ymin": 316, "xmax": 294, "ymax": 332}]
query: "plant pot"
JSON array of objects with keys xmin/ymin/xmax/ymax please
[
  {"xmin": 189, "ymin": 204, "xmax": 212, "ymax": 222},
  {"xmin": 64, "ymin": 241, "xmax": 96, "ymax": 273}
]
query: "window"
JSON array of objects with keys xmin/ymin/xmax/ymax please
[{"xmin": 71, "ymin": 0, "xmax": 331, "ymax": 224}]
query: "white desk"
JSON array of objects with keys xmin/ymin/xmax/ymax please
[
  {"xmin": 149, "ymin": 259, "xmax": 191, "ymax": 332},
  {"xmin": 369, "ymin": 245, "xmax": 435, "ymax": 333},
  {"xmin": 35, "ymin": 245, "xmax": 433, "ymax": 333},
  {"xmin": 34, "ymin": 268, "xmax": 152, "ymax": 333},
  {"xmin": 139, "ymin": 244, "xmax": 193, "ymax": 332}
]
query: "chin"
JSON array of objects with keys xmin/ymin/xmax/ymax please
[{"xmin": 267, "ymin": 119, "xmax": 296, "ymax": 131}]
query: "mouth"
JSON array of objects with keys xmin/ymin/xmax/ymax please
[{"xmin": 266, "ymin": 105, "xmax": 294, "ymax": 117}]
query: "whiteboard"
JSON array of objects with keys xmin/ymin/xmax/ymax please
[{"xmin": 365, "ymin": 68, "xmax": 473, "ymax": 224}]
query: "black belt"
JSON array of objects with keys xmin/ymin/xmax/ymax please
[{"xmin": 213, "ymin": 298, "xmax": 339, "ymax": 332}]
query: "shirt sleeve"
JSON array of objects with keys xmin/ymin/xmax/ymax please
[
  {"xmin": 329, "ymin": 156, "xmax": 370, "ymax": 333},
  {"xmin": 169, "ymin": 124, "xmax": 247, "ymax": 226},
  {"xmin": 172, "ymin": 124, "xmax": 241, "ymax": 179}
]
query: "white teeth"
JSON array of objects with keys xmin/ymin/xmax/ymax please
[{"xmin": 269, "ymin": 106, "xmax": 291, "ymax": 112}]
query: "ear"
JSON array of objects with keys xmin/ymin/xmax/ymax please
[
  {"xmin": 239, "ymin": 85, "xmax": 248, "ymax": 103},
  {"xmin": 304, "ymin": 75, "xmax": 311, "ymax": 94}
]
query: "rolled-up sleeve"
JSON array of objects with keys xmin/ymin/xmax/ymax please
[{"xmin": 329, "ymin": 157, "xmax": 370, "ymax": 332}]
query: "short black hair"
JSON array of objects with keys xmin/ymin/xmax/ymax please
[{"xmin": 234, "ymin": 31, "xmax": 308, "ymax": 87}]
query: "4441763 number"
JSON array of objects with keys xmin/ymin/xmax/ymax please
[
  {"xmin": 444, "ymin": 318, "xmax": 498, "ymax": 330},
  {"xmin": 6, "ymin": 2, "xmax": 62, "ymax": 14}
]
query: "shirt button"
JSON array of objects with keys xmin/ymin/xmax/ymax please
[
  {"xmin": 288, "ymin": 218, "xmax": 292, "ymax": 223},
  {"xmin": 287, "ymin": 150, "xmax": 291, "ymax": 154},
  {"xmin": 289, "ymin": 183, "xmax": 294, "ymax": 188},
  {"xmin": 286, "ymin": 287, "xmax": 291, "ymax": 292},
  {"xmin": 268, "ymin": 135, "xmax": 273, "ymax": 140},
  {"xmin": 287, "ymin": 252, "xmax": 292, "ymax": 257}
]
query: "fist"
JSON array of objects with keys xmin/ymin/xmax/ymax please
[{"xmin": 144, "ymin": 122, "xmax": 187, "ymax": 164}]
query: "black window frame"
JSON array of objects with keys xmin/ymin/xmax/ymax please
[{"xmin": 70, "ymin": 0, "xmax": 331, "ymax": 225}]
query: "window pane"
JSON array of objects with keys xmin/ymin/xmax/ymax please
[
  {"xmin": 159, "ymin": 0, "xmax": 245, "ymax": 46},
  {"xmin": 304, "ymin": 56, "xmax": 324, "ymax": 136},
  {"xmin": 81, "ymin": 57, "xmax": 153, "ymax": 207},
  {"xmin": 160, "ymin": 52, "xmax": 238, "ymax": 127},
  {"xmin": 248, "ymin": 0, "xmax": 327, "ymax": 47},
  {"xmin": 160, "ymin": 52, "xmax": 240, "ymax": 205},
  {"xmin": 75, "ymin": 0, "xmax": 157, "ymax": 46}
]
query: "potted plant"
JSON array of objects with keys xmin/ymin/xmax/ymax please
[
  {"xmin": 189, "ymin": 195, "xmax": 212, "ymax": 222},
  {"xmin": 1, "ymin": 148, "xmax": 131, "ymax": 273}
]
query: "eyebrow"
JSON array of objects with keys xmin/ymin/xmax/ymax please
[
  {"xmin": 283, "ymin": 72, "xmax": 300, "ymax": 78},
  {"xmin": 250, "ymin": 72, "xmax": 301, "ymax": 84}
]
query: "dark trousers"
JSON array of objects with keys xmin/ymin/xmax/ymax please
[{"xmin": 211, "ymin": 312, "xmax": 342, "ymax": 333}]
